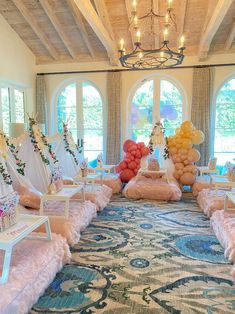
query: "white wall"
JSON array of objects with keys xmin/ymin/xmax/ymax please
[{"xmin": 0, "ymin": 15, "xmax": 35, "ymax": 113}]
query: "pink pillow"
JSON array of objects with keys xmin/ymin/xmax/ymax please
[
  {"xmin": 63, "ymin": 176, "xmax": 74, "ymax": 185},
  {"xmin": 17, "ymin": 186, "xmax": 42, "ymax": 210}
]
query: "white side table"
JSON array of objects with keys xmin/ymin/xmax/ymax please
[
  {"xmin": 40, "ymin": 185, "xmax": 85, "ymax": 218},
  {"xmin": 224, "ymin": 192, "xmax": 235, "ymax": 211},
  {"xmin": 0, "ymin": 214, "xmax": 51, "ymax": 284},
  {"xmin": 198, "ymin": 166, "xmax": 219, "ymax": 176},
  {"xmin": 138, "ymin": 169, "xmax": 169, "ymax": 183},
  {"xmin": 210, "ymin": 175, "xmax": 235, "ymax": 196},
  {"xmin": 93, "ymin": 165, "xmax": 115, "ymax": 174},
  {"xmin": 74, "ymin": 173, "xmax": 102, "ymax": 187}
]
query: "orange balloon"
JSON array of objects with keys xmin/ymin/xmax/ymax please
[
  {"xmin": 180, "ymin": 172, "xmax": 195, "ymax": 185},
  {"xmin": 188, "ymin": 149, "xmax": 200, "ymax": 162}
]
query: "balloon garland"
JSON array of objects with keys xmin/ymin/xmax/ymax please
[
  {"xmin": 168, "ymin": 121, "xmax": 205, "ymax": 186},
  {"xmin": 115, "ymin": 140, "xmax": 150, "ymax": 183}
]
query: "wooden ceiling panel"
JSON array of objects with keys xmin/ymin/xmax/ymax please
[{"xmin": 0, "ymin": 0, "xmax": 234, "ymax": 64}]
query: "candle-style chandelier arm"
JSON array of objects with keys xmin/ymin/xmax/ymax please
[{"xmin": 119, "ymin": 0, "xmax": 185, "ymax": 69}]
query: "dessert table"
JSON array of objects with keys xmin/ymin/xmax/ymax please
[
  {"xmin": 210, "ymin": 175, "xmax": 235, "ymax": 196},
  {"xmin": 197, "ymin": 166, "xmax": 219, "ymax": 176}
]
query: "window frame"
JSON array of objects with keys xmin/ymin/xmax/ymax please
[
  {"xmin": 0, "ymin": 83, "xmax": 26, "ymax": 134},
  {"xmin": 54, "ymin": 78, "xmax": 106, "ymax": 161},
  {"xmin": 211, "ymin": 75, "xmax": 235, "ymax": 163},
  {"xmin": 127, "ymin": 75, "xmax": 187, "ymax": 141}
]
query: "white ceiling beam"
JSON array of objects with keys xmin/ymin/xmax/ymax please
[
  {"xmin": 124, "ymin": 0, "xmax": 136, "ymax": 49},
  {"xmin": 67, "ymin": 0, "xmax": 95, "ymax": 58},
  {"xmin": 39, "ymin": 0, "xmax": 77, "ymax": 59},
  {"xmin": 73, "ymin": 0, "xmax": 118, "ymax": 65},
  {"xmin": 225, "ymin": 18, "xmax": 235, "ymax": 50},
  {"xmin": 178, "ymin": 0, "xmax": 188, "ymax": 37},
  {"xmin": 12, "ymin": 0, "xmax": 58, "ymax": 60},
  {"xmin": 198, "ymin": 0, "xmax": 233, "ymax": 61},
  {"xmin": 94, "ymin": 0, "xmax": 115, "ymax": 41}
]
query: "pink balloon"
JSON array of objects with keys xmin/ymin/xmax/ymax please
[
  {"xmin": 119, "ymin": 161, "xmax": 127, "ymax": 170},
  {"xmin": 131, "ymin": 150, "xmax": 137, "ymax": 156},
  {"xmin": 130, "ymin": 156, "xmax": 134, "ymax": 161},
  {"xmin": 138, "ymin": 142, "xmax": 145, "ymax": 148},
  {"xmin": 120, "ymin": 169, "xmax": 135, "ymax": 183},
  {"xmin": 130, "ymin": 144, "xmax": 137, "ymax": 151},
  {"xmin": 180, "ymin": 172, "xmax": 195, "ymax": 185},
  {"xmin": 128, "ymin": 161, "xmax": 137, "ymax": 170},
  {"xmin": 123, "ymin": 139, "xmax": 135, "ymax": 153},
  {"xmin": 115, "ymin": 165, "xmax": 121, "ymax": 173},
  {"xmin": 124, "ymin": 158, "xmax": 131, "ymax": 164},
  {"xmin": 141, "ymin": 147, "xmax": 150, "ymax": 156},
  {"xmin": 125, "ymin": 152, "xmax": 132, "ymax": 159}
]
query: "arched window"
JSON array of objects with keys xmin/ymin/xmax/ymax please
[
  {"xmin": 57, "ymin": 80, "xmax": 104, "ymax": 161},
  {"xmin": 130, "ymin": 77, "xmax": 184, "ymax": 144},
  {"xmin": 214, "ymin": 78, "xmax": 235, "ymax": 165}
]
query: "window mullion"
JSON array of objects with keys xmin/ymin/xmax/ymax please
[
  {"xmin": 153, "ymin": 78, "xmax": 160, "ymax": 124},
  {"xmin": 10, "ymin": 87, "xmax": 15, "ymax": 123},
  {"xmin": 76, "ymin": 81, "xmax": 84, "ymax": 157}
]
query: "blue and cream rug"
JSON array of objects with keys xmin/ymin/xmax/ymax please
[{"xmin": 31, "ymin": 194, "xmax": 235, "ymax": 313}]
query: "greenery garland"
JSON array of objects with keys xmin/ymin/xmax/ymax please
[
  {"xmin": 28, "ymin": 117, "xmax": 58, "ymax": 165},
  {"xmin": 0, "ymin": 132, "xmax": 26, "ymax": 176},
  {"xmin": 62, "ymin": 123, "xmax": 81, "ymax": 165},
  {"xmin": 0, "ymin": 162, "xmax": 12, "ymax": 185}
]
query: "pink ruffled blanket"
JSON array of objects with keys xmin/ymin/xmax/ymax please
[
  {"xmin": 72, "ymin": 184, "xmax": 112, "ymax": 211},
  {"xmin": 123, "ymin": 176, "xmax": 182, "ymax": 201},
  {"xmin": 94, "ymin": 174, "xmax": 122, "ymax": 194},
  {"xmin": 0, "ymin": 233, "xmax": 70, "ymax": 314},
  {"xmin": 197, "ymin": 189, "xmax": 234, "ymax": 217},
  {"xmin": 192, "ymin": 176, "xmax": 212, "ymax": 197},
  {"xmin": 210, "ymin": 210, "xmax": 235, "ymax": 263},
  {"xmin": 19, "ymin": 200, "xmax": 97, "ymax": 246}
]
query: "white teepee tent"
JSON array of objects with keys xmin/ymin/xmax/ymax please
[
  {"xmin": 148, "ymin": 121, "xmax": 175, "ymax": 177},
  {"xmin": 53, "ymin": 122, "xmax": 82, "ymax": 178},
  {"xmin": 18, "ymin": 116, "xmax": 59, "ymax": 193}
]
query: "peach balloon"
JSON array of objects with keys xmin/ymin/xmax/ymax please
[
  {"xmin": 180, "ymin": 172, "xmax": 195, "ymax": 185},
  {"xmin": 173, "ymin": 171, "xmax": 180, "ymax": 180},
  {"xmin": 183, "ymin": 159, "xmax": 189, "ymax": 165},
  {"xmin": 188, "ymin": 149, "xmax": 200, "ymax": 162},
  {"xmin": 191, "ymin": 130, "xmax": 205, "ymax": 145},
  {"xmin": 181, "ymin": 121, "xmax": 193, "ymax": 132},
  {"xmin": 175, "ymin": 162, "xmax": 184, "ymax": 170},
  {"xmin": 178, "ymin": 169, "xmax": 183, "ymax": 176},
  {"xmin": 170, "ymin": 147, "xmax": 178, "ymax": 154}
]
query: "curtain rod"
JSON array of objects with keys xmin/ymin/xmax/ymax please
[{"xmin": 37, "ymin": 62, "xmax": 235, "ymax": 76}]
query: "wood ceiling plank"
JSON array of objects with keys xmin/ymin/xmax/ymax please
[
  {"xmin": 73, "ymin": 0, "xmax": 119, "ymax": 65},
  {"xmin": 198, "ymin": 0, "xmax": 233, "ymax": 60},
  {"xmin": 94, "ymin": 0, "xmax": 115, "ymax": 41},
  {"xmin": 12, "ymin": 0, "xmax": 58, "ymax": 60},
  {"xmin": 67, "ymin": 0, "xmax": 96, "ymax": 58},
  {"xmin": 39, "ymin": 0, "xmax": 77, "ymax": 59},
  {"xmin": 124, "ymin": 0, "xmax": 136, "ymax": 49}
]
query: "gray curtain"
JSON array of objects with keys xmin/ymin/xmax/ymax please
[
  {"xmin": 191, "ymin": 67, "xmax": 214, "ymax": 166},
  {"xmin": 35, "ymin": 75, "xmax": 48, "ymax": 131},
  {"xmin": 106, "ymin": 71, "xmax": 121, "ymax": 164}
]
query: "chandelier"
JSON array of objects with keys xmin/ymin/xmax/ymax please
[{"xmin": 119, "ymin": 0, "xmax": 186, "ymax": 70}]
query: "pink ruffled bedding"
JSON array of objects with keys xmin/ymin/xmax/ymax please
[
  {"xmin": 72, "ymin": 184, "xmax": 112, "ymax": 211},
  {"xmin": 197, "ymin": 189, "xmax": 234, "ymax": 217},
  {"xmin": 192, "ymin": 176, "xmax": 212, "ymax": 197},
  {"xmin": 94, "ymin": 174, "xmax": 122, "ymax": 194},
  {"xmin": 0, "ymin": 233, "xmax": 70, "ymax": 314},
  {"xmin": 210, "ymin": 210, "xmax": 235, "ymax": 262},
  {"xmin": 19, "ymin": 200, "xmax": 97, "ymax": 246},
  {"xmin": 123, "ymin": 176, "xmax": 182, "ymax": 201}
]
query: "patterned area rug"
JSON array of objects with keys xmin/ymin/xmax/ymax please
[{"xmin": 31, "ymin": 194, "xmax": 235, "ymax": 314}]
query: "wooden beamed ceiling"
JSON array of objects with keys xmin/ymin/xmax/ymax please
[{"xmin": 0, "ymin": 0, "xmax": 235, "ymax": 65}]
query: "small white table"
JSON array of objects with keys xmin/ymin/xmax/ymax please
[
  {"xmin": 198, "ymin": 166, "xmax": 219, "ymax": 176},
  {"xmin": 74, "ymin": 173, "xmax": 102, "ymax": 187},
  {"xmin": 224, "ymin": 192, "xmax": 235, "ymax": 211},
  {"xmin": 138, "ymin": 168, "xmax": 169, "ymax": 183},
  {"xmin": 93, "ymin": 165, "xmax": 115, "ymax": 174},
  {"xmin": 210, "ymin": 175, "xmax": 235, "ymax": 196},
  {"xmin": 0, "ymin": 214, "xmax": 51, "ymax": 284},
  {"xmin": 40, "ymin": 185, "xmax": 85, "ymax": 218}
]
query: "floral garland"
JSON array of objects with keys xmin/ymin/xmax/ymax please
[
  {"xmin": 62, "ymin": 122, "xmax": 81, "ymax": 165},
  {"xmin": 0, "ymin": 131, "xmax": 26, "ymax": 176},
  {"xmin": 28, "ymin": 117, "xmax": 58, "ymax": 165},
  {"xmin": 0, "ymin": 162, "xmax": 12, "ymax": 185}
]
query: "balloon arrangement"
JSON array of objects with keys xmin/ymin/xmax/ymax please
[
  {"xmin": 167, "ymin": 121, "xmax": 205, "ymax": 186},
  {"xmin": 116, "ymin": 140, "xmax": 150, "ymax": 183}
]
